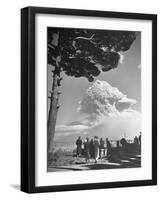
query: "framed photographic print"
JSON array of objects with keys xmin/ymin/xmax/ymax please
[{"xmin": 21, "ymin": 6, "xmax": 157, "ymax": 193}]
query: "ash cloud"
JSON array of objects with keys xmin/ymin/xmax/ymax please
[
  {"xmin": 78, "ymin": 80, "xmax": 137, "ymax": 117},
  {"xmin": 55, "ymin": 80, "xmax": 141, "ymax": 140}
]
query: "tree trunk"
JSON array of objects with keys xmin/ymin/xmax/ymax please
[
  {"xmin": 47, "ymin": 31, "xmax": 62, "ymax": 156},
  {"xmin": 47, "ymin": 64, "xmax": 61, "ymax": 154}
]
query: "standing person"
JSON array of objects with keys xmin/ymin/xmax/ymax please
[
  {"xmin": 76, "ymin": 136, "xmax": 82, "ymax": 157},
  {"xmin": 99, "ymin": 138, "xmax": 105, "ymax": 159},
  {"xmin": 139, "ymin": 132, "xmax": 141, "ymax": 145},
  {"xmin": 93, "ymin": 136, "xmax": 99, "ymax": 163},
  {"xmin": 90, "ymin": 139, "xmax": 94, "ymax": 158},
  {"xmin": 106, "ymin": 138, "xmax": 112, "ymax": 159},
  {"xmin": 84, "ymin": 138, "xmax": 90, "ymax": 163},
  {"xmin": 134, "ymin": 136, "xmax": 139, "ymax": 144}
]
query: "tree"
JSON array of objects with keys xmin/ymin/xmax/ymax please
[{"xmin": 47, "ymin": 27, "xmax": 137, "ymax": 153}]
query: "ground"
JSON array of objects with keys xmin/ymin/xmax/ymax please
[{"xmin": 48, "ymin": 147, "xmax": 141, "ymax": 172}]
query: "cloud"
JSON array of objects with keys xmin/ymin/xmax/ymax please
[
  {"xmin": 86, "ymin": 111, "xmax": 141, "ymax": 139},
  {"xmin": 118, "ymin": 97, "xmax": 136, "ymax": 104},
  {"xmin": 55, "ymin": 110, "xmax": 141, "ymax": 140},
  {"xmin": 55, "ymin": 115, "xmax": 103, "ymax": 138},
  {"xmin": 55, "ymin": 80, "xmax": 141, "ymax": 140},
  {"xmin": 116, "ymin": 97, "xmax": 136, "ymax": 111},
  {"xmin": 56, "ymin": 124, "xmax": 89, "ymax": 134},
  {"xmin": 78, "ymin": 80, "xmax": 136, "ymax": 117}
]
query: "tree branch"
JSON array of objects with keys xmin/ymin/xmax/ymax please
[
  {"xmin": 74, "ymin": 34, "xmax": 95, "ymax": 41},
  {"xmin": 72, "ymin": 34, "xmax": 95, "ymax": 49}
]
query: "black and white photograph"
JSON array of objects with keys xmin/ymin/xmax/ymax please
[
  {"xmin": 20, "ymin": 6, "xmax": 157, "ymax": 193},
  {"xmin": 47, "ymin": 27, "xmax": 142, "ymax": 172}
]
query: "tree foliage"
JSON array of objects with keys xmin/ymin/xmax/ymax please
[{"xmin": 48, "ymin": 28, "xmax": 137, "ymax": 82}]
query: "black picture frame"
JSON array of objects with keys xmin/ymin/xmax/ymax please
[{"xmin": 21, "ymin": 6, "xmax": 157, "ymax": 193}]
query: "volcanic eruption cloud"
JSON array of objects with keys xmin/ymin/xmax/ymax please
[
  {"xmin": 55, "ymin": 80, "xmax": 141, "ymax": 140},
  {"xmin": 77, "ymin": 80, "xmax": 141, "ymax": 139}
]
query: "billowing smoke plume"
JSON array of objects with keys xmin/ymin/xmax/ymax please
[
  {"xmin": 55, "ymin": 80, "xmax": 141, "ymax": 140},
  {"xmin": 78, "ymin": 80, "xmax": 136, "ymax": 117}
]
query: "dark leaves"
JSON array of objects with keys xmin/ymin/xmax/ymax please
[{"xmin": 48, "ymin": 28, "xmax": 137, "ymax": 82}]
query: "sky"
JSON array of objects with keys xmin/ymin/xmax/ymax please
[{"xmin": 48, "ymin": 31, "xmax": 141, "ymax": 142}]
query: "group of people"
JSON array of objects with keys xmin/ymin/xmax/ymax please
[
  {"xmin": 134, "ymin": 132, "xmax": 141, "ymax": 145},
  {"xmin": 76, "ymin": 136, "xmax": 112, "ymax": 163},
  {"xmin": 76, "ymin": 132, "xmax": 142, "ymax": 163}
]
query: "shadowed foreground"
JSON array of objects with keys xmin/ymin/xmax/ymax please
[{"xmin": 48, "ymin": 146, "xmax": 141, "ymax": 172}]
